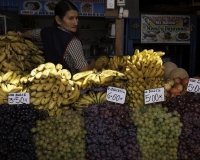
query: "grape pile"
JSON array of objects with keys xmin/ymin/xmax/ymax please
[
  {"xmin": 164, "ymin": 92, "xmax": 200, "ymax": 159},
  {"xmin": 83, "ymin": 102, "xmax": 140, "ymax": 160},
  {"xmin": 31, "ymin": 111, "xmax": 86, "ymax": 160},
  {"xmin": 131, "ymin": 104, "xmax": 182, "ymax": 160},
  {"xmin": 0, "ymin": 104, "xmax": 48, "ymax": 160}
]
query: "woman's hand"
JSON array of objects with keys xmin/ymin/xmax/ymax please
[{"xmin": 79, "ymin": 59, "xmax": 96, "ymax": 72}]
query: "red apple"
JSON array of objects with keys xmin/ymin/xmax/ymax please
[
  {"xmin": 165, "ymin": 79, "xmax": 175, "ymax": 87},
  {"xmin": 181, "ymin": 77, "xmax": 189, "ymax": 87},
  {"xmin": 174, "ymin": 77, "xmax": 182, "ymax": 84},
  {"xmin": 169, "ymin": 87, "xmax": 180, "ymax": 94},
  {"xmin": 174, "ymin": 84, "xmax": 184, "ymax": 92}
]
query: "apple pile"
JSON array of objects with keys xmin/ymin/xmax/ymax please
[{"xmin": 164, "ymin": 77, "xmax": 189, "ymax": 101}]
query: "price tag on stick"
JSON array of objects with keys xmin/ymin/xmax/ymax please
[
  {"xmin": 187, "ymin": 78, "xmax": 200, "ymax": 93},
  {"xmin": 8, "ymin": 92, "xmax": 30, "ymax": 104},
  {"xmin": 144, "ymin": 88, "xmax": 164, "ymax": 104},
  {"xmin": 106, "ymin": 86, "xmax": 126, "ymax": 104}
]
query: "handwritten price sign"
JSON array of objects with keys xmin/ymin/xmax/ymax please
[
  {"xmin": 106, "ymin": 86, "xmax": 126, "ymax": 104},
  {"xmin": 144, "ymin": 88, "xmax": 164, "ymax": 104},
  {"xmin": 187, "ymin": 78, "xmax": 200, "ymax": 93},
  {"xmin": 8, "ymin": 93, "xmax": 30, "ymax": 104}
]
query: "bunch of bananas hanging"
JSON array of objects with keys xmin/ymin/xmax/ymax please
[
  {"xmin": 107, "ymin": 55, "xmax": 130, "ymax": 72},
  {"xmin": 0, "ymin": 70, "xmax": 23, "ymax": 104},
  {"xmin": 20, "ymin": 62, "xmax": 80, "ymax": 116},
  {"xmin": 0, "ymin": 31, "xmax": 45, "ymax": 74},
  {"xmin": 124, "ymin": 49, "xmax": 165, "ymax": 109},
  {"xmin": 73, "ymin": 91, "xmax": 107, "ymax": 110},
  {"xmin": 72, "ymin": 68, "xmax": 127, "ymax": 90}
]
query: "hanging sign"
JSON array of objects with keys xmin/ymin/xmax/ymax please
[
  {"xmin": 141, "ymin": 14, "xmax": 190, "ymax": 44},
  {"xmin": 144, "ymin": 88, "xmax": 164, "ymax": 104},
  {"xmin": 187, "ymin": 78, "xmax": 200, "ymax": 93},
  {"xmin": 18, "ymin": 0, "xmax": 105, "ymax": 16},
  {"xmin": 106, "ymin": 86, "xmax": 126, "ymax": 104},
  {"xmin": 8, "ymin": 93, "xmax": 30, "ymax": 104}
]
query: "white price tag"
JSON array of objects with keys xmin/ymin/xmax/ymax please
[
  {"xmin": 144, "ymin": 88, "xmax": 164, "ymax": 104},
  {"xmin": 8, "ymin": 92, "xmax": 30, "ymax": 104},
  {"xmin": 106, "ymin": 86, "xmax": 126, "ymax": 104},
  {"xmin": 187, "ymin": 78, "xmax": 200, "ymax": 93}
]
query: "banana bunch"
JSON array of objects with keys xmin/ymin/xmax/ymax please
[
  {"xmin": 20, "ymin": 62, "xmax": 80, "ymax": 116},
  {"xmin": 72, "ymin": 91, "xmax": 107, "ymax": 110},
  {"xmin": 72, "ymin": 68, "xmax": 127, "ymax": 90},
  {"xmin": 94, "ymin": 56, "xmax": 109, "ymax": 71},
  {"xmin": 124, "ymin": 49, "xmax": 165, "ymax": 110},
  {"xmin": 107, "ymin": 55, "xmax": 130, "ymax": 72},
  {"xmin": 0, "ymin": 31, "xmax": 44, "ymax": 74},
  {"xmin": 0, "ymin": 70, "xmax": 23, "ymax": 104}
]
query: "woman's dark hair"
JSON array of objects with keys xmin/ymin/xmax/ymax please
[{"xmin": 53, "ymin": 0, "xmax": 79, "ymax": 26}]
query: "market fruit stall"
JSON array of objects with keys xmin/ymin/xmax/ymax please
[{"xmin": 0, "ymin": 31, "xmax": 200, "ymax": 160}]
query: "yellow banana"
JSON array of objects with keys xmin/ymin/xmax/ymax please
[
  {"xmin": 2, "ymin": 70, "xmax": 14, "ymax": 81},
  {"xmin": 47, "ymin": 99, "xmax": 57, "ymax": 110},
  {"xmin": 72, "ymin": 70, "xmax": 94, "ymax": 81},
  {"xmin": 56, "ymin": 95, "xmax": 63, "ymax": 107},
  {"xmin": 49, "ymin": 68, "xmax": 58, "ymax": 77},
  {"xmin": 39, "ymin": 79, "xmax": 48, "ymax": 84},
  {"xmin": 35, "ymin": 71, "xmax": 43, "ymax": 79},
  {"xmin": 96, "ymin": 91, "xmax": 104, "ymax": 103},
  {"xmin": 32, "ymin": 96, "xmax": 43, "ymax": 106},
  {"xmin": 1, "ymin": 83, "xmax": 9, "ymax": 93},
  {"xmin": 59, "ymin": 82, "xmax": 66, "ymax": 94},
  {"xmin": 37, "ymin": 64, "xmax": 45, "ymax": 71},
  {"xmin": 9, "ymin": 86, "xmax": 23, "ymax": 93},
  {"xmin": 30, "ymin": 68, "xmax": 38, "ymax": 77},
  {"xmin": 61, "ymin": 84, "xmax": 80, "ymax": 105},
  {"xmin": 41, "ymin": 96, "xmax": 52, "ymax": 105},
  {"xmin": 80, "ymin": 94, "xmax": 95, "ymax": 103},
  {"xmin": 44, "ymin": 62, "xmax": 55, "ymax": 69},
  {"xmin": 48, "ymin": 77, "xmax": 56, "ymax": 83},
  {"xmin": 35, "ymin": 91, "xmax": 46, "ymax": 98},
  {"xmin": 30, "ymin": 91, "xmax": 37, "ymax": 97},
  {"xmin": 57, "ymin": 69, "xmax": 71, "ymax": 80},
  {"xmin": 29, "ymin": 84, "xmax": 40, "ymax": 91},
  {"xmin": 41, "ymin": 69, "xmax": 51, "ymax": 79},
  {"xmin": 50, "ymin": 83, "xmax": 60, "ymax": 93},
  {"xmin": 43, "ymin": 83, "xmax": 54, "ymax": 91},
  {"xmin": 20, "ymin": 74, "xmax": 30, "ymax": 83},
  {"xmin": 55, "ymin": 63, "xmax": 63, "ymax": 71}
]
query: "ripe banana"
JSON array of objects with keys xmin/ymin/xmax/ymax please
[
  {"xmin": 41, "ymin": 96, "xmax": 52, "ymax": 105},
  {"xmin": 62, "ymin": 84, "xmax": 80, "ymax": 105},
  {"xmin": 8, "ymin": 86, "xmax": 22, "ymax": 93},
  {"xmin": 43, "ymin": 83, "xmax": 54, "ymax": 91},
  {"xmin": 32, "ymin": 96, "xmax": 43, "ymax": 105},
  {"xmin": 41, "ymin": 69, "xmax": 51, "ymax": 78},
  {"xmin": 55, "ymin": 63, "xmax": 63, "ymax": 71},
  {"xmin": 37, "ymin": 64, "xmax": 45, "ymax": 71},
  {"xmin": 72, "ymin": 70, "xmax": 94, "ymax": 81},
  {"xmin": 59, "ymin": 82, "xmax": 66, "ymax": 94},
  {"xmin": 2, "ymin": 70, "xmax": 14, "ymax": 81},
  {"xmin": 1, "ymin": 83, "xmax": 9, "ymax": 93},
  {"xmin": 57, "ymin": 69, "xmax": 71, "ymax": 80},
  {"xmin": 29, "ymin": 84, "xmax": 40, "ymax": 91},
  {"xmin": 35, "ymin": 71, "xmax": 43, "ymax": 79},
  {"xmin": 44, "ymin": 62, "xmax": 55, "ymax": 69}
]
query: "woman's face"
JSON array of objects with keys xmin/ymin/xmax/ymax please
[{"xmin": 56, "ymin": 10, "xmax": 79, "ymax": 33}]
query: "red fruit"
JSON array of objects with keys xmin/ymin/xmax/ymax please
[
  {"xmin": 174, "ymin": 84, "xmax": 184, "ymax": 92},
  {"xmin": 169, "ymin": 87, "xmax": 180, "ymax": 94},
  {"xmin": 174, "ymin": 77, "xmax": 182, "ymax": 84},
  {"xmin": 181, "ymin": 77, "xmax": 189, "ymax": 87}
]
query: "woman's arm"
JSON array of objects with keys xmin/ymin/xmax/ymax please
[
  {"xmin": 79, "ymin": 59, "xmax": 95, "ymax": 72},
  {"xmin": 67, "ymin": 38, "xmax": 95, "ymax": 72},
  {"xmin": 17, "ymin": 30, "xmax": 34, "ymax": 39}
]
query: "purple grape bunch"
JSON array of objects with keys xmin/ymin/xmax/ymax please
[{"xmin": 83, "ymin": 102, "xmax": 140, "ymax": 160}]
